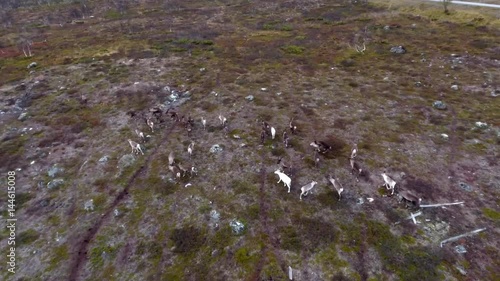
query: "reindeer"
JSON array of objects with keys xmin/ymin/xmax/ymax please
[
  {"xmin": 128, "ymin": 139, "xmax": 144, "ymax": 155},
  {"xmin": 381, "ymin": 171, "xmax": 396, "ymax": 195},
  {"xmin": 219, "ymin": 114, "xmax": 227, "ymax": 128},
  {"xmin": 299, "ymin": 181, "xmax": 318, "ymax": 200},
  {"xmin": 260, "ymin": 130, "xmax": 266, "ymax": 144},
  {"xmin": 187, "ymin": 142, "xmax": 195, "ymax": 157},
  {"xmin": 310, "ymin": 140, "xmax": 331, "ymax": 154},
  {"xmin": 283, "ymin": 131, "xmax": 289, "ymax": 148},
  {"xmin": 146, "ymin": 118, "xmax": 154, "ymax": 133},
  {"xmin": 274, "ymin": 169, "xmax": 292, "ymax": 193},
  {"xmin": 351, "ymin": 143, "xmax": 358, "ymax": 159},
  {"xmin": 190, "ymin": 166, "xmax": 198, "ymax": 177},
  {"xmin": 328, "ymin": 176, "xmax": 344, "ymax": 201},
  {"xmin": 135, "ymin": 129, "xmax": 146, "ymax": 143},
  {"xmin": 201, "ymin": 117, "xmax": 207, "ymax": 130},
  {"xmin": 289, "ymin": 118, "xmax": 297, "ymax": 134},
  {"xmin": 398, "ymin": 190, "xmax": 422, "ymax": 208},
  {"xmin": 349, "ymin": 157, "xmax": 363, "ymax": 182}
]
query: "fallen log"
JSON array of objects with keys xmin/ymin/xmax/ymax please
[
  {"xmin": 440, "ymin": 228, "xmax": 487, "ymax": 247},
  {"xmin": 420, "ymin": 202, "xmax": 464, "ymax": 208}
]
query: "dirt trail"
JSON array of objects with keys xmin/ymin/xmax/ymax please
[
  {"xmin": 68, "ymin": 122, "xmax": 177, "ymax": 281},
  {"xmin": 248, "ymin": 152, "xmax": 287, "ymax": 280}
]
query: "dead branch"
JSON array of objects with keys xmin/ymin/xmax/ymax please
[{"xmin": 394, "ymin": 211, "xmax": 422, "ymax": 225}]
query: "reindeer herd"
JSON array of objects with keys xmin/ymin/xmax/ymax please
[{"xmin": 126, "ymin": 106, "xmax": 420, "ymax": 206}]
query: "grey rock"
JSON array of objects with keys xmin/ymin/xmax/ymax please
[
  {"xmin": 245, "ymin": 95, "xmax": 254, "ymax": 101},
  {"xmin": 415, "ymin": 81, "xmax": 422, "ymax": 87},
  {"xmin": 390, "ymin": 46, "xmax": 406, "ymax": 54},
  {"xmin": 383, "ymin": 25, "xmax": 390, "ymax": 30},
  {"xmin": 454, "ymin": 245, "xmax": 467, "ymax": 254},
  {"xmin": 210, "ymin": 144, "xmax": 223, "ymax": 154},
  {"xmin": 99, "ymin": 155, "xmax": 110, "ymax": 163},
  {"xmin": 432, "ymin": 100, "xmax": 447, "ymax": 110},
  {"xmin": 474, "ymin": 121, "xmax": 488, "ymax": 129},
  {"xmin": 356, "ymin": 198, "xmax": 364, "ymax": 205},
  {"xmin": 459, "ymin": 182, "xmax": 473, "ymax": 192},
  {"xmin": 47, "ymin": 178, "xmax": 64, "ymax": 189},
  {"xmin": 118, "ymin": 154, "xmax": 136, "ymax": 169},
  {"xmin": 229, "ymin": 219, "xmax": 245, "ymax": 235},
  {"xmin": 18, "ymin": 112, "xmax": 29, "ymax": 121},
  {"xmin": 48, "ymin": 164, "xmax": 64, "ymax": 178},
  {"xmin": 451, "ymin": 85, "xmax": 459, "ymax": 91},
  {"xmin": 441, "ymin": 134, "xmax": 449, "ymax": 140},
  {"xmin": 114, "ymin": 209, "xmax": 120, "ymax": 217},
  {"xmin": 27, "ymin": 62, "xmax": 37, "ymax": 69},
  {"xmin": 210, "ymin": 210, "xmax": 220, "ymax": 222},
  {"xmin": 84, "ymin": 199, "xmax": 94, "ymax": 211}
]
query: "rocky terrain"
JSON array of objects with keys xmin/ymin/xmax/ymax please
[{"xmin": 0, "ymin": 0, "xmax": 499, "ymax": 280}]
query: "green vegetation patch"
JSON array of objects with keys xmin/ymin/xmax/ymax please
[
  {"xmin": 281, "ymin": 45, "xmax": 305, "ymax": 55},
  {"xmin": 18, "ymin": 229, "xmax": 40, "ymax": 245},
  {"xmin": 483, "ymin": 208, "xmax": 500, "ymax": 221}
]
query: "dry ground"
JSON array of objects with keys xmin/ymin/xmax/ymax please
[{"xmin": 0, "ymin": 1, "xmax": 499, "ymax": 281}]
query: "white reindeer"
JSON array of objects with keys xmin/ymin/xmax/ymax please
[
  {"xmin": 274, "ymin": 169, "xmax": 291, "ymax": 193},
  {"xmin": 351, "ymin": 144, "xmax": 358, "ymax": 159},
  {"xmin": 271, "ymin": 127, "xmax": 276, "ymax": 139},
  {"xmin": 201, "ymin": 117, "xmax": 207, "ymax": 130},
  {"xmin": 135, "ymin": 129, "xmax": 145, "ymax": 142},
  {"xmin": 147, "ymin": 118, "xmax": 154, "ymax": 133},
  {"xmin": 188, "ymin": 142, "xmax": 195, "ymax": 157},
  {"xmin": 219, "ymin": 114, "xmax": 227, "ymax": 127},
  {"xmin": 128, "ymin": 139, "xmax": 144, "ymax": 155},
  {"xmin": 328, "ymin": 176, "xmax": 344, "ymax": 200},
  {"xmin": 381, "ymin": 171, "xmax": 396, "ymax": 195},
  {"xmin": 299, "ymin": 181, "xmax": 318, "ymax": 200},
  {"xmin": 168, "ymin": 151, "xmax": 175, "ymax": 166}
]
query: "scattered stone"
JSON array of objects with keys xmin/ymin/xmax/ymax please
[
  {"xmin": 455, "ymin": 265, "xmax": 467, "ymax": 276},
  {"xmin": 260, "ymin": 88, "xmax": 267, "ymax": 91},
  {"xmin": 114, "ymin": 209, "xmax": 120, "ymax": 217},
  {"xmin": 18, "ymin": 112, "xmax": 28, "ymax": 121},
  {"xmin": 441, "ymin": 134, "xmax": 449, "ymax": 140},
  {"xmin": 459, "ymin": 182, "xmax": 473, "ymax": 192},
  {"xmin": 245, "ymin": 95, "xmax": 254, "ymax": 101},
  {"xmin": 411, "ymin": 23, "xmax": 417, "ymax": 28},
  {"xmin": 432, "ymin": 100, "xmax": 447, "ymax": 110},
  {"xmin": 48, "ymin": 165, "xmax": 64, "ymax": 178},
  {"xmin": 27, "ymin": 62, "xmax": 37, "ymax": 69},
  {"xmin": 229, "ymin": 219, "xmax": 245, "ymax": 235},
  {"xmin": 474, "ymin": 121, "xmax": 488, "ymax": 129},
  {"xmin": 451, "ymin": 85, "xmax": 459, "ymax": 91},
  {"xmin": 390, "ymin": 46, "xmax": 406, "ymax": 54},
  {"xmin": 383, "ymin": 76, "xmax": 390, "ymax": 81},
  {"xmin": 356, "ymin": 198, "xmax": 364, "ymax": 205},
  {"xmin": 451, "ymin": 53, "xmax": 461, "ymax": 58},
  {"xmin": 232, "ymin": 135, "xmax": 241, "ymax": 139},
  {"xmin": 199, "ymin": 68, "xmax": 206, "ymax": 72},
  {"xmin": 118, "ymin": 154, "xmax": 136, "ymax": 169},
  {"xmin": 210, "ymin": 210, "xmax": 220, "ymax": 222},
  {"xmin": 415, "ymin": 81, "xmax": 422, "ymax": 87},
  {"xmin": 47, "ymin": 178, "xmax": 64, "ymax": 189},
  {"xmin": 454, "ymin": 245, "xmax": 467, "ymax": 254},
  {"xmin": 99, "ymin": 155, "xmax": 110, "ymax": 163},
  {"xmin": 84, "ymin": 199, "xmax": 94, "ymax": 211},
  {"xmin": 210, "ymin": 144, "xmax": 223, "ymax": 154},
  {"xmin": 383, "ymin": 25, "xmax": 390, "ymax": 30}
]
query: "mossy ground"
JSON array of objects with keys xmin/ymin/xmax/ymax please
[{"xmin": 0, "ymin": 0, "xmax": 499, "ymax": 280}]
